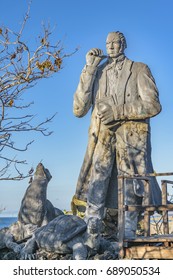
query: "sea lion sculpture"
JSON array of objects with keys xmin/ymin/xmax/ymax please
[
  {"xmin": 18, "ymin": 162, "xmax": 63, "ymax": 227},
  {"xmin": 0, "ymin": 163, "xmax": 64, "ymax": 256}
]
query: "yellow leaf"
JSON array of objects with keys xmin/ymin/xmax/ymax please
[
  {"xmin": 8, "ymin": 100, "xmax": 14, "ymax": 107},
  {"xmin": 41, "ymin": 38, "xmax": 46, "ymax": 45},
  {"xmin": 54, "ymin": 58, "xmax": 62, "ymax": 69}
]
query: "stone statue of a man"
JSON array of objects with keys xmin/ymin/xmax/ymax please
[{"xmin": 73, "ymin": 31, "xmax": 162, "ymax": 238}]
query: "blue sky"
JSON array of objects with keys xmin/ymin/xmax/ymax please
[{"xmin": 0, "ymin": 0, "xmax": 173, "ymax": 216}]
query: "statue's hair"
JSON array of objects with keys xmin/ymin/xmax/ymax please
[
  {"xmin": 117, "ymin": 31, "xmax": 127, "ymax": 49},
  {"xmin": 109, "ymin": 31, "xmax": 127, "ymax": 50}
]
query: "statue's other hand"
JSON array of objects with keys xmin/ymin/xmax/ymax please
[
  {"xmin": 86, "ymin": 48, "xmax": 104, "ymax": 67},
  {"xmin": 97, "ymin": 102, "xmax": 114, "ymax": 124}
]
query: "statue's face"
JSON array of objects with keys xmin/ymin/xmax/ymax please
[{"xmin": 106, "ymin": 33, "xmax": 122, "ymax": 57}]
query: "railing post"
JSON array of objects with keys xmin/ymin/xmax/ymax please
[
  {"xmin": 143, "ymin": 179, "xmax": 150, "ymax": 237},
  {"xmin": 161, "ymin": 180, "xmax": 169, "ymax": 234},
  {"xmin": 118, "ymin": 176, "xmax": 125, "ymax": 258}
]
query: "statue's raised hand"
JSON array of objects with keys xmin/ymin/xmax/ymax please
[{"xmin": 86, "ymin": 48, "xmax": 104, "ymax": 67}]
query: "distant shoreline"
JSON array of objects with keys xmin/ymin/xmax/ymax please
[
  {"xmin": 0, "ymin": 217, "xmax": 17, "ymax": 229},
  {"xmin": 0, "ymin": 212, "xmax": 18, "ymax": 218}
]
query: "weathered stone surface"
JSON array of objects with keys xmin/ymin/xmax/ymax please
[
  {"xmin": 73, "ymin": 31, "xmax": 162, "ymax": 238},
  {"xmin": 0, "ymin": 227, "xmax": 8, "ymax": 249},
  {"xmin": 0, "ymin": 248, "xmax": 20, "ymax": 260},
  {"xmin": 20, "ymin": 215, "xmax": 87, "ymax": 260},
  {"xmin": 18, "ymin": 215, "xmax": 119, "ymax": 260},
  {"xmin": 0, "ymin": 215, "xmax": 119, "ymax": 260},
  {"xmin": 0, "ymin": 163, "xmax": 64, "ymax": 256},
  {"xmin": 18, "ymin": 163, "xmax": 63, "ymax": 227},
  {"xmin": 0, "ymin": 221, "xmax": 37, "ymax": 251}
]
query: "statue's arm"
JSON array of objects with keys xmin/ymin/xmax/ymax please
[
  {"xmin": 73, "ymin": 48, "xmax": 104, "ymax": 118},
  {"xmin": 73, "ymin": 65, "xmax": 97, "ymax": 117},
  {"xmin": 123, "ymin": 65, "xmax": 161, "ymax": 120},
  {"xmin": 111, "ymin": 64, "xmax": 161, "ymax": 121}
]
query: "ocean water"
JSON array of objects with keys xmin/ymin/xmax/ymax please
[{"xmin": 0, "ymin": 217, "xmax": 17, "ymax": 229}]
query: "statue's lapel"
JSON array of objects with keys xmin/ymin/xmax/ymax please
[
  {"xmin": 97, "ymin": 62, "xmax": 108, "ymax": 98},
  {"xmin": 116, "ymin": 58, "xmax": 133, "ymax": 104},
  {"xmin": 96, "ymin": 58, "xmax": 133, "ymax": 102}
]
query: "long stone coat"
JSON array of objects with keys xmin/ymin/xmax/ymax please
[{"xmin": 73, "ymin": 57, "xmax": 162, "ymax": 209}]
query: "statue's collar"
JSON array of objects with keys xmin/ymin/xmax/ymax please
[{"xmin": 106, "ymin": 54, "xmax": 125, "ymax": 70}]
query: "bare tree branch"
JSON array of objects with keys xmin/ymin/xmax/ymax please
[{"xmin": 0, "ymin": 2, "xmax": 78, "ymax": 180}]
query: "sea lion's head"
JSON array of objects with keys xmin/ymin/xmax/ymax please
[{"xmin": 34, "ymin": 163, "xmax": 52, "ymax": 182}]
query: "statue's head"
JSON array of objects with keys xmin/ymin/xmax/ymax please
[{"xmin": 106, "ymin": 31, "xmax": 127, "ymax": 57}]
